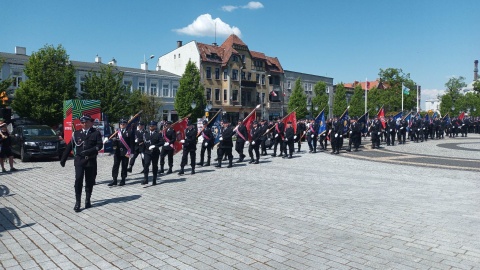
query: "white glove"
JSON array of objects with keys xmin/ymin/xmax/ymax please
[
  {"xmin": 340, "ymin": 135, "xmax": 343, "ymax": 138},
  {"xmin": 462, "ymin": 124, "xmax": 465, "ymax": 126},
  {"xmin": 219, "ymin": 137, "xmax": 223, "ymax": 141},
  {"xmin": 180, "ymin": 140, "xmax": 185, "ymax": 143},
  {"xmin": 103, "ymin": 137, "xmax": 109, "ymax": 143},
  {"xmin": 135, "ymin": 139, "xmax": 138, "ymax": 143},
  {"xmin": 246, "ymin": 141, "xmax": 249, "ymax": 145},
  {"xmin": 311, "ymin": 135, "xmax": 314, "ymax": 138},
  {"xmin": 335, "ymin": 134, "xmax": 338, "ymax": 138},
  {"xmin": 275, "ymin": 134, "xmax": 278, "ymax": 138},
  {"xmin": 400, "ymin": 127, "xmax": 404, "ymax": 130},
  {"xmin": 349, "ymin": 131, "xmax": 352, "ymax": 134},
  {"xmin": 378, "ymin": 132, "xmax": 381, "ymax": 135},
  {"xmin": 148, "ymin": 145, "xmax": 155, "ymax": 150},
  {"xmin": 252, "ymin": 141, "xmax": 256, "ymax": 145},
  {"xmin": 204, "ymin": 142, "xmax": 208, "ymax": 147},
  {"xmin": 164, "ymin": 142, "xmax": 170, "ymax": 147},
  {"xmin": 303, "ymin": 131, "xmax": 306, "ymax": 135},
  {"xmin": 294, "ymin": 135, "xmax": 297, "ymax": 139},
  {"xmin": 418, "ymin": 129, "xmax": 420, "ymax": 131},
  {"xmin": 285, "ymin": 138, "xmax": 288, "ymax": 141},
  {"xmin": 423, "ymin": 128, "xmax": 425, "ymax": 130},
  {"xmin": 390, "ymin": 129, "xmax": 392, "ymax": 132}
]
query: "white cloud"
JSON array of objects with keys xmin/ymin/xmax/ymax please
[
  {"xmin": 422, "ymin": 88, "xmax": 444, "ymax": 102},
  {"xmin": 222, "ymin": 1, "xmax": 264, "ymax": 12},
  {"xmin": 174, "ymin": 14, "xmax": 242, "ymax": 38}
]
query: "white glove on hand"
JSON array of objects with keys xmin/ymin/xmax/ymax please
[
  {"xmin": 180, "ymin": 140, "xmax": 185, "ymax": 143},
  {"xmin": 390, "ymin": 129, "xmax": 392, "ymax": 132},
  {"xmin": 219, "ymin": 137, "xmax": 223, "ymax": 141},
  {"xmin": 135, "ymin": 139, "xmax": 138, "ymax": 143},
  {"xmin": 349, "ymin": 131, "xmax": 352, "ymax": 134},
  {"xmin": 340, "ymin": 135, "xmax": 343, "ymax": 138},
  {"xmin": 252, "ymin": 141, "xmax": 256, "ymax": 145},
  {"xmin": 335, "ymin": 134, "xmax": 338, "ymax": 138},
  {"xmin": 149, "ymin": 145, "xmax": 155, "ymax": 150},
  {"xmin": 400, "ymin": 127, "xmax": 404, "ymax": 130},
  {"xmin": 246, "ymin": 141, "xmax": 249, "ymax": 145},
  {"xmin": 285, "ymin": 138, "xmax": 288, "ymax": 141},
  {"xmin": 378, "ymin": 132, "xmax": 381, "ymax": 135},
  {"xmin": 311, "ymin": 135, "xmax": 314, "ymax": 138},
  {"xmin": 204, "ymin": 142, "xmax": 208, "ymax": 147},
  {"xmin": 103, "ymin": 137, "xmax": 109, "ymax": 143},
  {"xmin": 164, "ymin": 142, "xmax": 170, "ymax": 147},
  {"xmin": 275, "ymin": 134, "xmax": 278, "ymax": 138},
  {"xmin": 418, "ymin": 129, "xmax": 420, "ymax": 131},
  {"xmin": 294, "ymin": 135, "xmax": 297, "ymax": 139},
  {"xmin": 303, "ymin": 131, "xmax": 306, "ymax": 135}
]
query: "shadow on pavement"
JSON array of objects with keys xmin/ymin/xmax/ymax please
[
  {"xmin": 92, "ymin": 194, "xmax": 141, "ymax": 207},
  {"xmin": 0, "ymin": 207, "xmax": 35, "ymax": 237},
  {"xmin": 0, "ymin": 185, "xmax": 14, "ymax": 197}
]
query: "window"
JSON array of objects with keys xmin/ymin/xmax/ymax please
[
  {"xmin": 241, "ymin": 72, "xmax": 246, "ymax": 80},
  {"xmin": 246, "ymin": 92, "xmax": 251, "ymax": 102},
  {"xmin": 215, "ymin": 68, "xmax": 220, "ymax": 80},
  {"xmin": 223, "ymin": 89, "xmax": 227, "ymax": 101},
  {"xmin": 206, "ymin": 88, "xmax": 212, "ymax": 101},
  {"xmin": 223, "ymin": 69, "xmax": 228, "ymax": 80},
  {"xmin": 256, "ymin": 74, "xmax": 260, "ymax": 84},
  {"xmin": 304, "ymin": 83, "xmax": 308, "ymax": 91},
  {"xmin": 151, "ymin": 83, "xmax": 157, "ymax": 96},
  {"xmin": 241, "ymin": 55, "xmax": 246, "ymax": 63},
  {"xmin": 123, "ymin": 80, "xmax": 132, "ymax": 92},
  {"xmin": 163, "ymin": 84, "xmax": 169, "ymax": 97},
  {"xmin": 215, "ymin": 89, "xmax": 220, "ymax": 101},
  {"xmin": 233, "ymin": 90, "xmax": 238, "ymax": 101},
  {"xmin": 287, "ymin": 81, "xmax": 291, "ymax": 89},
  {"xmin": 139, "ymin": 82, "xmax": 145, "ymax": 92},
  {"xmin": 233, "ymin": 55, "xmax": 238, "ymax": 62},
  {"xmin": 11, "ymin": 71, "xmax": 23, "ymax": 87},
  {"xmin": 172, "ymin": 85, "xmax": 178, "ymax": 97},
  {"xmin": 206, "ymin": 67, "xmax": 212, "ymax": 79},
  {"xmin": 261, "ymin": 75, "xmax": 265, "ymax": 85},
  {"xmin": 232, "ymin": 69, "xmax": 238, "ymax": 81},
  {"xmin": 178, "ymin": 53, "xmax": 180, "ymax": 58},
  {"xmin": 248, "ymin": 73, "xmax": 252, "ymax": 81},
  {"xmin": 80, "ymin": 76, "xmax": 87, "ymax": 92}
]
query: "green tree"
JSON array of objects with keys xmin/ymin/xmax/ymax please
[
  {"xmin": 444, "ymin": 76, "xmax": 466, "ymax": 102},
  {"xmin": 311, "ymin": 81, "xmax": 328, "ymax": 117},
  {"xmin": 439, "ymin": 94, "xmax": 454, "ymax": 116},
  {"xmin": 333, "ymin": 83, "xmax": 347, "ymax": 116},
  {"xmin": 472, "ymin": 80, "xmax": 480, "ymax": 94},
  {"xmin": 366, "ymin": 87, "xmax": 382, "ymax": 114},
  {"xmin": 174, "ymin": 60, "xmax": 206, "ymax": 119},
  {"xmin": 349, "ymin": 84, "xmax": 365, "ymax": 117},
  {"xmin": 81, "ymin": 64, "xmax": 132, "ymax": 123},
  {"xmin": 288, "ymin": 78, "xmax": 308, "ymax": 119},
  {"xmin": 12, "ymin": 44, "xmax": 76, "ymax": 126},
  {"xmin": 126, "ymin": 89, "xmax": 163, "ymax": 122},
  {"xmin": 377, "ymin": 68, "xmax": 417, "ymax": 113}
]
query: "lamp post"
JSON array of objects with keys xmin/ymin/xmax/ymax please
[
  {"xmin": 205, "ymin": 101, "xmax": 212, "ymax": 119},
  {"xmin": 144, "ymin": 54, "xmax": 155, "ymax": 94}
]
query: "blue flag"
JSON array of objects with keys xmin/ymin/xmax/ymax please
[
  {"xmin": 126, "ymin": 113, "xmax": 141, "ymax": 131},
  {"xmin": 358, "ymin": 112, "xmax": 369, "ymax": 133},
  {"xmin": 208, "ymin": 111, "xmax": 223, "ymax": 144},
  {"xmin": 315, "ymin": 109, "xmax": 326, "ymax": 134},
  {"xmin": 443, "ymin": 113, "xmax": 451, "ymax": 125},
  {"xmin": 393, "ymin": 112, "xmax": 403, "ymax": 127},
  {"xmin": 432, "ymin": 111, "xmax": 438, "ymax": 119},
  {"xmin": 425, "ymin": 113, "xmax": 430, "ymax": 123},
  {"xmin": 338, "ymin": 108, "xmax": 349, "ymax": 133}
]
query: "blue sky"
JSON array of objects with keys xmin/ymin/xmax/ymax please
[{"xmin": 1, "ymin": 0, "xmax": 478, "ymax": 108}]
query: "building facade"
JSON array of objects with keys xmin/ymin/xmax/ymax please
[
  {"xmin": 157, "ymin": 35, "xmax": 284, "ymax": 122},
  {"xmin": 0, "ymin": 47, "xmax": 180, "ymax": 121}
]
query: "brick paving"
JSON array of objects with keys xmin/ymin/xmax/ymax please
[{"xmin": 1, "ymin": 135, "xmax": 480, "ymax": 269}]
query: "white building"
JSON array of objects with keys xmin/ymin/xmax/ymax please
[{"xmin": 424, "ymin": 99, "xmax": 440, "ymax": 112}]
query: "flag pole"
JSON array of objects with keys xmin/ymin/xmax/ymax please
[
  {"xmin": 416, "ymin": 85, "xmax": 419, "ymax": 112},
  {"xmin": 365, "ymin": 78, "xmax": 368, "ymax": 114},
  {"xmin": 314, "ymin": 107, "xmax": 326, "ymax": 121},
  {"xmin": 108, "ymin": 110, "xmax": 143, "ymax": 140},
  {"xmin": 401, "ymin": 83, "xmax": 404, "ymax": 113},
  {"xmin": 197, "ymin": 109, "xmax": 222, "ymax": 137}
]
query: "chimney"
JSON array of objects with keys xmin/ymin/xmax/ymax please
[
  {"xmin": 212, "ymin": 42, "xmax": 217, "ymax": 46},
  {"xmin": 177, "ymin": 41, "xmax": 182, "ymax": 48},
  {"xmin": 108, "ymin": 57, "xmax": 117, "ymax": 66},
  {"xmin": 474, "ymin": 60, "xmax": 478, "ymax": 81},
  {"xmin": 95, "ymin": 54, "xmax": 102, "ymax": 63},
  {"xmin": 141, "ymin": 62, "xmax": 148, "ymax": 71},
  {"xmin": 15, "ymin": 46, "xmax": 26, "ymax": 55}
]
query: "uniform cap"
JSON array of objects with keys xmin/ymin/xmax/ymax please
[
  {"xmin": 165, "ymin": 120, "xmax": 173, "ymax": 125},
  {"xmin": 202, "ymin": 119, "xmax": 208, "ymax": 124},
  {"xmin": 149, "ymin": 121, "xmax": 157, "ymax": 126},
  {"xmin": 119, "ymin": 119, "xmax": 128, "ymax": 124},
  {"xmin": 80, "ymin": 115, "xmax": 93, "ymax": 122}
]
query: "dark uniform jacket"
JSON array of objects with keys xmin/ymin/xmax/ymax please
[
  {"xmin": 61, "ymin": 127, "xmax": 103, "ymax": 167},
  {"xmin": 200, "ymin": 127, "xmax": 214, "ymax": 147},
  {"xmin": 235, "ymin": 125, "xmax": 248, "ymax": 143},
  {"xmin": 251, "ymin": 126, "xmax": 263, "ymax": 144},
  {"xmin": 183, "ymin": 127, "xmax": 198, "ymax": 150},
  {"xmin": 307, "ymin": 123, "xmax": 319, "ymax": 137},
  {"xmin": 134, "ymin": 128, "xmax": 146, "ymax": 152},
  {"xmin": 350, "ymin": 121, "xmax": 362, "ymax": 138},
  {"xmin": 387, "ymin": 119, "xmax": 396, "ymax": 133},
  {"xmin": 162, "ymin": 127, "xmax": 176, "ymax": 150},
  {"xmin": 143, "ymin": 130, "xmax": 164, "ymax": 155},
  {"xmin": 284, "ymin": 126, "xmax": 295, "ymax": 141},
  {"xmin": 296, "ymin": 122, "xmax": 306, "ymax": 136},
  {"xmin": 219, "ymin": 125, "xmax": 234, "ymax": 148},
  {"xmin": 273, "ymin": 122, "xmax": 285, "ymax": 139},
  {"xmin": 113, "ymin": 128, "xmax": 132, "ymax": 156}
]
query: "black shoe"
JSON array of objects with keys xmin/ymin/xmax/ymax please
[
  {"xmin": 196, "ymin": 162, "xmax": 203, "ymax": 166},
  {"xmin": 10, "ymin": 168, "xmax": 18, "ymax": 172},
  {"xmin": 249, "ymin": 159, "xmax": 254, "ymax": 164},
  {"xmin": 204, "ymin": 162, "xmax": 210, "ymax": 167},
  {"xmin": 127, "ymin": 167, "xmax": 132, "ymax": 173},
  {"xmin": 159, "ymin": 169, "xmax": 164, "ymax": 174},
  {"xmin": 142, "ymin": 179, "xmax": 148, "ymax": 185},
  {"xmin": 74, "ymin": 197, "xmax": 81, "ymax": 212},
  {"xmin": 191, "ymin": 169, "xmax": 195, "ymax": 175},
  {"xmin": 85, "ymin": 193, "xmax": 92, "ymax": 209},
  {"xmin": 108, "ymin": 180, "xmax": 118, "ymax": 186},
  {"xmin": 119, "ymin": 179, "xmax": 125, "ymax": 186},
  {"xmin": 214, "ymin": 158, "xmax": 218, "ymax": 161},
  {"xmin": 288, "ymin": 155, "xmax": 292, "ymax": 159},
  {"xmin": 214, "ymin": 164, "xmax": 221, "ymax": 168},
  {"xmin": 271, "ymin": 154, "xmax": 276, "ymax": 157},
  {"xmin": 178, "ymin": 169, "xmax": 184, "ymax": 175},
  {"xmin": 167, "ymin": 168, "xmax": 172, "ymax": 174},
  {"xmin": 2, "ymin": 168, "xmax": 6, "ymax": 173},
  {"xmin": 254, "ymin": 160, "xmax": 259, "ymax": 164},
  {"xmin": 140, "ymin": 169, "xmax": 144, "ymax": 174},
  {"xmin": 313, "ymin": 150, "xmax": 317, "ymax": 153}
]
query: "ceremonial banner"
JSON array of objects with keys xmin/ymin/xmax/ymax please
[
  {"xmin": 172, "ymin": 117, "xmax": 188, "ymax": 155},
  {"xmin": 315, "ymin": 109, "xmax": 326, "ymax": 135},
  {"xmin": 377, "ymin": 106, "xmax": 386, "ymax": 129},
  {"xmin": 358, "ymin": 112, "xmax": 369, "ymax": 133},
  {"xmin": 243, "ymin": 111, "xmax": 256, "ymax": 140},
  {"xmin": 63, "ymin": 100, "xmax": 101, "ymax": 144},
  {"xmin": 208, "ymin": 111, "xmax": 223, "ymax": 144},
  {"xmin": 393, "ymin": 112, "xmax": 403, "ymax": 127},
  {"xmin": 282, "ymin": 111, "xmax": 297, "ymax": 133},
  {"xmin": 339, "ymin": 107, "xmax": 349, "ymax": 133},
  {"xmin": 458, "ymin": 111, "xmax": 465, "ymax": 121}
]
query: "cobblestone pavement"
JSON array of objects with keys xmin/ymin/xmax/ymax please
[{"xmin": 1, "ymin": 135, "xmax": 480, "ymax": 269}]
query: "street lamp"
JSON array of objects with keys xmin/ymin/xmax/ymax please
[{"xmin": 144, "ymin": 54, "xmax": 155, "ymax": 94}]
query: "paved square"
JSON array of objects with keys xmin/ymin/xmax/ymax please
[{"xmin": 1, "ymin": 135, "xmax": 480, "ymax": 269}]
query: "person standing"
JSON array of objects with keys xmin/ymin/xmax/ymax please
[
  {"xmin": 398, "ymin": 119, "xmax": 407, "ymax": 144},
  {"xmin": 306, "ymin": 118, "xmax": 319, "ymax": 153},
  {"xmin": 0, "ymin": 123, "xmax": 17, "ymax": 172},
  {"xmin": 215, "ymin": 119, "xmax": 234, "ymax": 168},
  {"xmin": 107, "ymin": 119, "xmax": 132, "ymax": 186},
  {"xmin": 283, "ymin": 121, "xmax": 295, "ymax": 158},
  {"xmin": 60, "ymin": 115, "xmax": 103, "ymax": 212},
  {"xmin": 179, "ymin": 120, "xmax": 197, "ymax": 175},
  {"xmin": 386, "ymin": 117, "xmax": 396, "ymax": 146},
  {"xmin": 127, "ymin": 121, "xmax": 146, "ymax": 173},
  {"xmin": 347, "ymin": 117, "xmax": 361, "ymax": 152},
  {"xmin": 259, "ymin": 119, "xmax": 269, "ymax": 156},
  {"xmin": 370, "ymin": 117, "xmax": 381, "ymax": 149},
  {"xmin": 271, "ymin": 118, "xmax": 284, "ymax": 157},
  {"xmin": 160, "ymin": 121, "xmax": 176, "ymax": 174},
  {"xmin": 296, "ymin": 119, "xmax": 306, "ymax": 152},
  {"xmin": 197, "ymin": 119, "xmax": 213, "ymax": 167},
  {"xmin": 234, "ymin": 119, "xmax": 248, "ymax": 162},
  {"xmin": 248, "ymin": 121, "xmax": 262, "ymax": 164},
  {"xmin": 142, "ymin": 121, "xmax": 163, "ymax": 185}
]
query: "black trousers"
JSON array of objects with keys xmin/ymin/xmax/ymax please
[
  {"xmin": 272, "ymin": 136, "xmax": 283, "ymax": 154},
  {"xmin": 235, "ymin": 141, "xmax": 245, "ymax": 158},
  {"xmin": 143, "ymin": 151, "xmax": 159, "ymax": 182},
  {"xmin": 112, "ymin": 154, "xmax": 129, "ymax": 180},
  {"xmin": 319, "ymin": 135, "xmax": 327, "ymax": 150},
  {"xmin": 248, "ymin": 142, "xmax": 260, "ymax": 161},
  {"xmin": 199, "ymin": 144, "xmax": 211, "ymax": 163},
  {"xmin": 307, "ymin": 135, "xmax": 317, "ymax": 151},
  {"xmin": 75, "ymin": 165, "xmax": 96, "ymax": 195},
  {"xmin": 398, "ymin": 131, "xmax": 406, "ymax": 143},
  {"xmin": 260, "ymin": 138, "xmax": 267, "ymax": 154},
  {"xmin": 180, "ymin": 148, "xmax": 196, "ymax": 169},
  {"xmin": 218, "ymin": 147, "xmax": 233, "ymax": 163},
  {"xmin": 371, "ymin": 132, "xmax": 380, "ymax": 148},
  {"xmin": 389, "ymin": 131, "xmax": 395, "ymax": 145},
  {"xmin": 160, "ymin": 149, "xmax": 174, "ymax": 168},
  {"xmin": 129, "ymin": 148, "xmax": 144, "ymax": 167},
  {"xmin": 283, "ymin": 140, "xmax": 294, "ymax": 156}
]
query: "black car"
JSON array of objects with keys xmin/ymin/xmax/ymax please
[{"xmin": 11, "ymin": 125, "xmax": 66, "ymax": 162}]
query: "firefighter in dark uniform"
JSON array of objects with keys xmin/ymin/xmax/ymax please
[
  {"xmin": 283, "ymin": 121, "xmax": 295, "ymax": 158},
  {"xmin": 347, "ymin": 117, "xmax": 362, "ymax": 152},
  {"xmin": 386, "ymin": 117, "xmax": 396, "ymax": 146},
  {"xmin": 107, "ymin": 119, "xmax": 132, "ymax": 186},
  {"xmin": 197, "ymin": 119, "xmax": 213, "ymax": 167},
  {"xmin": 271, "ymin": 118, "xmax": 284, "ymax": 157},
  {"xmin": 296, "ymin": 119, "xmax": 306, "ymax": 152},
  {"xmin": 60, "ymin": 115, "xmax": 103, "ymax": 212},
  {"xmin": 127, "ymin": 121, "xmax": 145, "ymax": 173},
  {"xmin": 215, "ymin": 119, "xmax": 234, "ymax": 168},
  {"xmin": 142, "ymin": 121, "xmax": 164, "ymax": 185},
  {"xmin": 179, "ymin": 120, "xmax": 197, "ymax": 175},
  {"xmin": 259, "ymin": 119, "xmax": 269, "ymax": 155},
  {"xmin": 306, "ymin": 118, "xmax": 319, "ymax": 153},
  {"xmin": 234, "ymin": 119, "xmax": 248, "ymax": 162},
  {"xmin": 248, "ymin": 121, "xmax": 262, "ymax": 164},
  {"xmin": 160, "ymin": 120, "xmax": 176, "ymax": 174},
  {"xmin": 398, "ymin": 118, "xmax": 408, "ymax": 144},
  {"xmin": 320, "ymin": 119, "xmax": 330, "ymax": 151},
  {"xmin": 370, "ymin": 116, "xmax": 382, "ymax": 149}
]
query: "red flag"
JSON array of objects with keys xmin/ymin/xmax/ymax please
[
  {"xmin": 270, "ymin": 90, "xmax": 277, "ymax": 97},
  {"xmin": 377, "ymin": 107, "xmax": 386, "ymax": 128},
  {"xmin": 243, "ymin": 111, "xmax": 256, "ymax": 140},
  {"xmin": 458, "ymin": 111, "xmax": 465, "ymax": 121},
  {"xmin": 282, "ymin": 111, "xmax": 297, "ymax": 133},
  {"xmin": 172, "ymin": 118, "xmax": 188, "ymax": 155}
]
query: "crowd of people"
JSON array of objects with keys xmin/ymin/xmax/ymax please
[{"xmin": 60, "ymin": 113, "xmax": 479, "ymax": 212}]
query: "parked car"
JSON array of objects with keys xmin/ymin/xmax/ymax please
[{"xmin": 11, "ymin": 125, "xmax": 66, "ymax": 162}]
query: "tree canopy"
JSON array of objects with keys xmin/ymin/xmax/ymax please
[
  {"xmin": 348, "ymin": 84, "xmax": 365, "ymax": 117},
  {"xmin": 311, "ymin": 81, "xmax": 328, "ymax": 117},
  {"xmin": 333, "ymin": 83, "xmax": 347, "ymax": 117},
  {"xmin": 287, "ymin": 78, "xmax": 308, "ymax": 118},
  {"xmin": 174, "ymin": 60, "xmax": 206, "ymax": 119}
]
